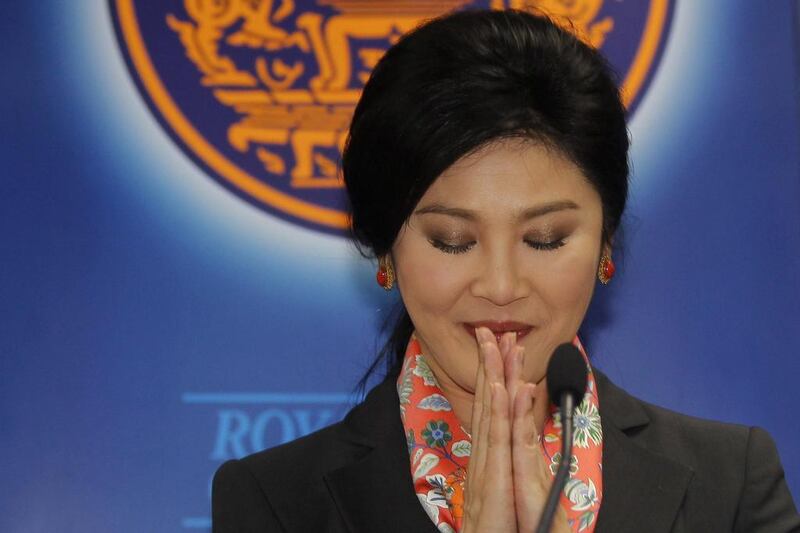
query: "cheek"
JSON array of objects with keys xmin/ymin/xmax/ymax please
[
  {"xmin": 395, "ymin": 246, "xmax": 479, "ymax": 390},
  {"xmin": 537, "ymin": 244, "xmax": 598, "ymax": 326},
  {"xmin": 397, "ymin": 249, "xmax": 466, "ymax": 316},
  {"xmin": 519, "ymin": 246, "xmax": 598, "ymax": 383}
]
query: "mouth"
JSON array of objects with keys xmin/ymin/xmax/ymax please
[{"xmin": 463, "ymin": 321, "xmax": 534, "ymax": 344}]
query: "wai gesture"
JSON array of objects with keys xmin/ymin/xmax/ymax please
[{"xmin": 461, "ymin": 327, "xmax": 570, "ymax": 533}]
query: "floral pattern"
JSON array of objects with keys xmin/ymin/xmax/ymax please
[
  {"xmin": 422, "ymin": 420, "xmax": 453, "ymax": 448},
  {"xmin": 398, "ymin": 338, "xmax": 471, "ymax": 530},
  {"xmin": 398, "ymin": 335, "xmax": 603, "ymax": 532},
  {"xmin": 573, "ymin": 400, "xmax": 602, "ymax": 449},
  {"xmin": 541, "ymin": 336, "xmax": 604, "ymax": 531},
  {"xmin": 549, "ymin": 452, "xmax": 579, "ymax": 476}
]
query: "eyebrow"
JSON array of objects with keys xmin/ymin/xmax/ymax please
[{"xmin": 414, "ymin": 200, "xmax": 579, "ymax": 221}]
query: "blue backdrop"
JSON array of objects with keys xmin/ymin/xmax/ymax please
[{"xmin": 1, "ymin": 1, "xmax": 799, "ymax": 531}]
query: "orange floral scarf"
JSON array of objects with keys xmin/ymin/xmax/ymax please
[{"xmin": 397, "ymin": 335, "xmax": 603, "ymax": 532}]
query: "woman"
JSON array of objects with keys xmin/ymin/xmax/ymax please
[{"xmin": 212, "ymin": 9, "xmax": 799, "ymax": 532}]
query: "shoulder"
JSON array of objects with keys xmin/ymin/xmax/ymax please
[
  {"xmin": 595, "ymin": 370, "xmax": 800, "ymax": 531},
  {"xmin": 233, "ymin": 377, "xmax": 399, "ymax": 485},
  {"xmin": 215, "ymin": 405, "xmax": 368, "ymax": 490},
  {"xmin": 212, "ymin": 420, "xmax": 361, "ymax": 532},
  {"xmin": 636, "ymin": 398, "xmax": 800, "ymax": 530},
  {"xmin": 595, "ymin": 369, "xmax": 753, "ymax": 468},
  {"xmin": 212, "ymin": 378, "xmax": 401, "ymax": 531},
  {"xmin": 235, "ymin": 417, "xmax": 361, "ymax": 481},
  {"xmin": 632, "ymin": 391, "xmax": 753, "ymax": 464}
]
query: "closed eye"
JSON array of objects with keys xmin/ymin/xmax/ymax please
[
  {"xmin": 525, "ymin": 238, "xmax": 566, "ymax": 251},
  {"xmin": 429, "ymin": 239, "xmax": 475, "ymax": 254},
  {"xmin": 429, "ymin": 238, "xmax": 566, "ymax": 254}
]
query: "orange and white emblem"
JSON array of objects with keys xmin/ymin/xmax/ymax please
[{"xmin": 111, "ymin": 0, "xmax": 673, "ymax": 234}]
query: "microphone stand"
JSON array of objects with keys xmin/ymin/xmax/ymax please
[{"xmin": 534, "ymin": 392, "xmax": 576, "ymax": 533}]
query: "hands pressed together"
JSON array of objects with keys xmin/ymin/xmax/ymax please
[{"xmin": 461, "ymin": 327, "xmax": 570, "ymax": 533}]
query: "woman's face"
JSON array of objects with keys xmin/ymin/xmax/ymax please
[{"xmin": 392, "ymin": 139, "xmax": 606, "ymax": 399}]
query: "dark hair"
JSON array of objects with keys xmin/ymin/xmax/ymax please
[{"xmin": 343, "ymin": 9, "xmax": 629, "ymax": 385}]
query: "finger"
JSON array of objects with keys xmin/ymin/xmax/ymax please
[
  {"xmin": 469, "ymin": 339, "xmax": 486, "ymax": 439},
  {"xmin": 488, "ymin": 382, "xmax": 511, "ymax": 450},
  {"xmin": 500, "ymin": 331, "xmax": 516, "ymax": 378},
  {"xmin": 531, "ymin": 377, "xmax": 551, "ymax": 452},
  {"xmin": 467, "ymin": 336, "xmax": 488, "ymax": 490},
  {"xmin": 504, "ymin": 343, "xmax": 524, "ymax": 419},
  {"xmin": 476, "ymin": 338, "xmax": 501, "ymax": 476},
  {"xmin": 499, "ymin": 330, "xmax": 514, "ymax": 361},
  {"xmin": 482, "ymin": 331, "xmax": 505, "ymax": 386},
  {"xmin": 512, "ymin": 383, "xmax": 550, "ymax": 530},
  {"xmin": 512, "ymin": 383, "xmax": 539, "ymax": 448},
  {"xmin": 484, "ymin": 382, "xmax": 514, "ymax": 500},
  {"xmin": 471, "ymin": 327, "xmax": 496, "ymax": 480},
  {"xmin": 465, "ymin": 332, "xmax": 518, "ymax": 533},
  {"xmin": 470, "ymin": 328, "xmax": 491, "ymax": 438}
]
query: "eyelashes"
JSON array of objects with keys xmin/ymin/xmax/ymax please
[
  {"xmin": 428, "ymin": 238, "xmax": 566, "ymax": 255},
  {"xmin": 430, "ymin": 239, "xmax": 475, "ymax": 254},
  {"xmin": 526, "ymin": 239, "xmax": 567, "ymax": 251}
]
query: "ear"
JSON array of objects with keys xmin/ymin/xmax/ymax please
[{"xmin": 600, "ymin": 231, "xmax": 613, "ymax": 259}]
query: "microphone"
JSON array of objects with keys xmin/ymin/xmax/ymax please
[{"xmin": 535, "ymin": 343, "xmax": 589, "ymax": 533}]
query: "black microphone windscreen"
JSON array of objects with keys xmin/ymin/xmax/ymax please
[{"xmin": 546, "ymin": 343, "xmax": 588, "ymax": 407}]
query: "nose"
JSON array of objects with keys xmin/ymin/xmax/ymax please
[{"xmin": 470, "ymin": 245, "xmax": 530, "ymax": 306}]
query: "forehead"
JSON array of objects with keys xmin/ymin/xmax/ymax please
[{"xmin": 420, "ymin": 139, "xmax": 599, "ymax": 216}]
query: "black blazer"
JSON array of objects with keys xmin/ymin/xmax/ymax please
[{"xmin": 212, "ymin": 371, "xmax": 800, "ymax": 532}]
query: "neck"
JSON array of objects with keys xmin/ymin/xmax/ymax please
[{"xmin": 424, "ymin": 357, "xmax": 551, "ymax": 440}]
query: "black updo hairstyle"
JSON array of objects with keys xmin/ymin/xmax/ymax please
[{"xmin": 343, "ymin": 8, "xmax": 629, "ymax": 385}]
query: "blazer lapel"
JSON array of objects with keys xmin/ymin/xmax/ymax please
[
  {"xmin": 324, "ymin": 378, "xmax": 439, "ymax": 533},
  {"xmin": 323, "ymin": 370, "xmax": 694, "ymax": 533},
  {"xmin": 594, "ymin": 371, "xmax": 694, "ymax": 533}
]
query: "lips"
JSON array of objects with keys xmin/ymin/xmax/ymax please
[{"xmin": 463, "ymin": 321, "xmax": 534, "ymax": 344}]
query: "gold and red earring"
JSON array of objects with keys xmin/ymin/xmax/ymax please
[
  {"xmin": 598, "ymin": 254, "xmax": 616, "ymax": 284},
  {"xmin": 376, "ymin": 256, "xmax": 395, "ymax": 291}
]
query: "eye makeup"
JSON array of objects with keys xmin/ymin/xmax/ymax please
[
  {"xmin": 429, "ymin": 238, "xmax": 476, "ymax": 254},
  {"xmin": 425, "ymin": 227, "xmax": 476, "ymax": 255},
  {"xmin": 524, "ymin": 237, "xmax": 566, "ymax": 251},
  {"xmin": 426, "ymin": 229, "xmax": 570, "ymax": 254},
  {"xmin": 523, "ymin": 226, "xmax": 569, "ymax": 251},
  {"xmin": 420, "ymin": 210, "xmax": 577, "ymax": 255}
]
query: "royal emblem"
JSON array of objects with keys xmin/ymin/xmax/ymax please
[{"xmin": 111, "ymin": 0, "xmax": 674, "ymax": 234}]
